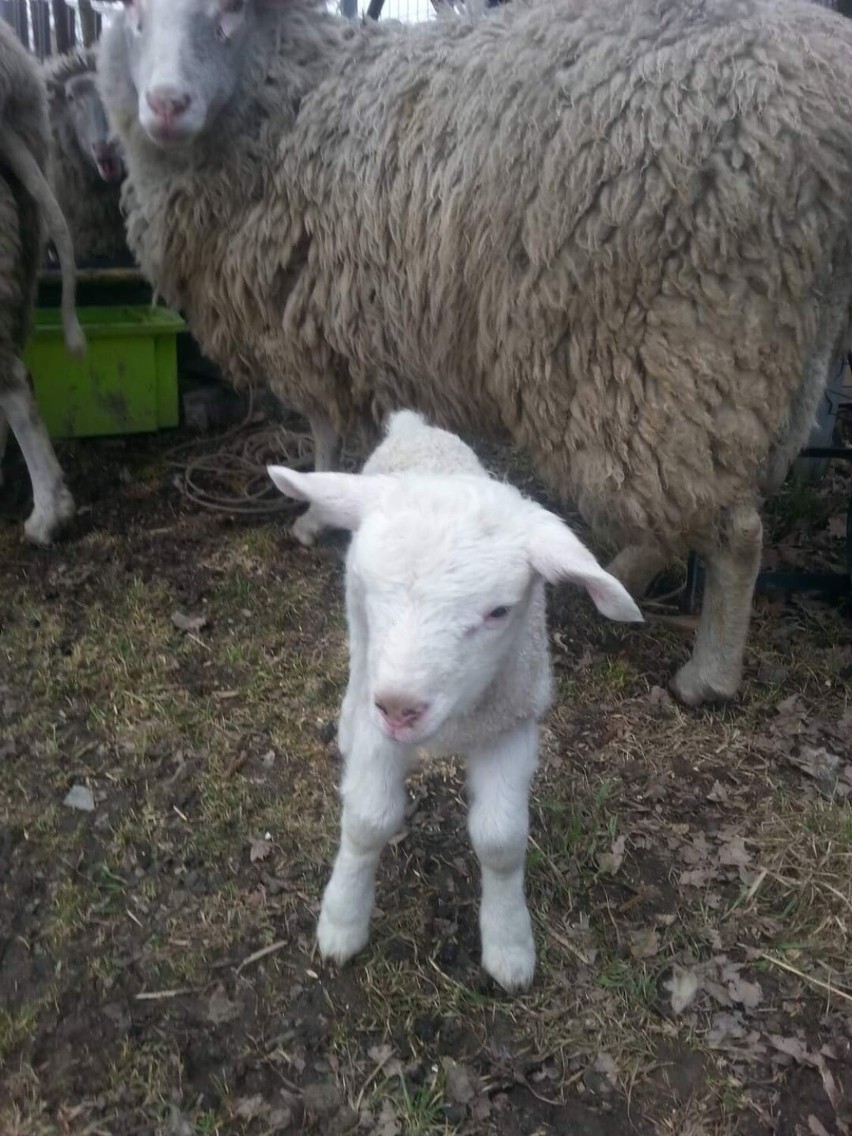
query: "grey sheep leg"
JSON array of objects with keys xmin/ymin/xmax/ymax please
[
  {"xmin": 0, "ymin": 408, "xmax": 8, "ymax": 487},
  {"xmin": 607, "ymin": 542, "xmax": 670, "ymax": 599},
  {"xmin": 670, "ymin": 503, "xmax": 762, "ymax": 707},
  {"xmin": 0, "ymin": 357, "xmax": 74, "ymax": 544},
  {"xmin": 291, "ymin": 409, "xmax": 341, "ymax": 546}
]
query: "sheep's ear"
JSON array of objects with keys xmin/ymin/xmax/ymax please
[
  {"xmin": 267, "ymin": 467, "xmax": 386, "ymax": 532},
  {"xmin": 527, "ymin": 511, "xmax": 643, "ymax": 623}
]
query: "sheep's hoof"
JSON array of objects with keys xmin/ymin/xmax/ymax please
[
  {"xmin": 317, "ymin": 907, "xmax": 370, "ymax": 965},
  {"xmin": 24, "ymin": 487, "xmax": 75, "ymax": 546},
  {"xmin": 481, "ymin": 938, "xmax": 536, "ymax": 993},
  {"xmin": 670, "ymin": 660, "xmax": 739, "ymax": 708}
]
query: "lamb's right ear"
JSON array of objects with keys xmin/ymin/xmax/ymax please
[
  {"xmin": 267, "ymin": 467, "xmax": 387, "ymax": 532},
  {"xmin": 526, "ymin": 509, "xmax": 644, "ymax": 623}
]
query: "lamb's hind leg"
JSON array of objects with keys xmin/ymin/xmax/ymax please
[
  {"xmin": 0, "ymin": 357, "xmax": 74, "ymax": 544},
  {"xmin": 670, "ymin": 502, "xmax": 762, "ymax": 707},
  {"xmin": 292, "ymin": 409, "xmax": 342, "ymax": 546}
]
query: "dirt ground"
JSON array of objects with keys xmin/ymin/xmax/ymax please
[{"xmin": 1, "ymin": 419, "xmax": 851, "ymax": 1136}]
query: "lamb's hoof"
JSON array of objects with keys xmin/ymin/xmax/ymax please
[
  {"xmin": 317, "ymin": 907, "xmax": 370, "ymax": 965},
  {"xmin": 291, "ymin": 513, "xmax": 319, "ymax": 547},
  {"xmin": 670, "ymin": 661, "xmax": 739, "ymax": 708},
  {"xmin": 481, "ymin": 937, "xmax": 536, "ymax": 993},
  {"xmin": 24, "ymin": 487, "xmax": 75, "ymax": 546}
]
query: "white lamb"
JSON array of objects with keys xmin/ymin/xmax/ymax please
[{"xmin": 268, "ymin": 411, "xmax": 642, "ymax": 991}]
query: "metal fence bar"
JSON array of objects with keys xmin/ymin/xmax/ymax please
[
  {"xmin": 28, "ymin": 0, "xmax": 51, "ymax": 57},
  {"xmin": 77, "ymin": 0, "xmax": 100, "ymax": 46},
  {"xmin": 0, "ymin": 0, "xmax": 30, "ymax": 46},
  {"xmin": 51, "ymin": 0, "xmax": 73, "ymax": 51}
]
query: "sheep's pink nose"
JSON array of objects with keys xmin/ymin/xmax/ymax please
[
  {"xmin": 145, "ymin": 86, "xmax": 192, "ymax": 123},
  {"xmin": 374, "ymin": 693, "xmax": 428, "ymax": 732}
]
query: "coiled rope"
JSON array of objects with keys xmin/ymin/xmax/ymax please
[{"xmin": 164, "ymin": 390, "xmax": 359, "ymax": 517}]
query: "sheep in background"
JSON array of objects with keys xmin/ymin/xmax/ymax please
[
  {"xmin": 0, "ymin": 20, "xmax": 84, "ymax": 544},
  {"xmin": 97, "ymin": 0, "xmax": 852, "ymax": 706},
  {"xmin": 44, "ymin": 49, "xmax": 127, "ymax": 264},
  {"xmin": 269, "ymin": 410, "xmax": 642, "ymax": 990}
]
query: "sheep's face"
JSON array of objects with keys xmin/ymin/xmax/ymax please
[
  {"xmin": 349, "ymin": 489, "xmax": 540, "ymax": 743},
  {"xmin": 117, "ymin": 0, "xmax": 264, "ymax": 147},
  {"xmin": 267, "ymin": 465, "xmax": 643, "ymax": 747},
  {"xmin": 58, "ymin": 74, "xmax": 124, "ymax": 182}
]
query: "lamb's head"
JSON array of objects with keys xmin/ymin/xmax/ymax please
[
  {"xmin": 55, "ymin": 72, "xmax": 124, "ymax": 182},
  {"xmin": 108, "ymin": 0, "xmax": 279, "ymax": 148},
  {"xmin": 268, "ymin": 468, "xmax": 642, "ymax": 745}
]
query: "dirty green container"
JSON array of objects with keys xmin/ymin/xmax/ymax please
[{"xmin": 23, "ymin": 305, "xmax": 185, "ymax": 439}]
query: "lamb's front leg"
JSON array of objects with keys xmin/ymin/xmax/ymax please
[
  {"xmin": 467, "ymin": 720, "xmax": 538, "ymax": 992},
  {"xmin": 317, "ymin": 716, "xmax": 413, "ymax": 964}
]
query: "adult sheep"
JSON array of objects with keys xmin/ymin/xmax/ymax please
[
  {"xmin": 44, "ymin": 49, "xmax": 127, "ymax": 264},
  {"xmin": 98, "ymin": 0, "xmax": 852, "ymax": 707},
  {"xmin": 0, "ymin": 20, "xmax": 84, "ymax": 544}
]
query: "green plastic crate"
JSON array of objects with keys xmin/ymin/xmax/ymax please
[{"xmin": 23, "ymin": 305, "xmax": 185, "ymax": 439}]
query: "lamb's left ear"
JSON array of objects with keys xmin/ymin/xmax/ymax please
[
  {"xmin": 527, "ymin": 510, "xmax": 643, "ymax": 622},
  {"xmin": 267, "ymin": 467, "xmax": 389, "ymax": 532}
]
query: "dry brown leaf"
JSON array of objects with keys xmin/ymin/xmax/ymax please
[
  {"xmin": 664, "ymin": 965, "xmax": 700, "ymax": 1015},
  {"xmin": 722, "ymin": 964, "xmax": 763, "ymax": 1010},
  {"xmin": 707, "ymin": 780, "xmax": 729, "ymax": 804},
  {"xmin": 171, "ymin": 610, "xmax": 208, "ymax": 634},
  {"xmin": 206, "ymin": 984, "xmax": 239, "ymax": 1024},
  {"xmin": 249, "ymin": 837, "xmax": 273, "ymax": 863},
  {"xmin": 441, "ymin": 1056, "xmax": 478, "ymax": 1105},
  {"xmin": 679, "ymin": 868, "xmax": 716, "ymax": 888},
  {"xmin": 629, "ymin": 928, "xmax": 660, "ymax": 959},
  {"xmin": 717, "ymin": 835, "xmax": 752, "ymax": 870},
  {"xmin": 768, "ymin": 1036, "xmax": 842, "ymax": 1113},
  {"xmin": 598, "ymin": 834, "xmax": 627, "ymax": 876}
]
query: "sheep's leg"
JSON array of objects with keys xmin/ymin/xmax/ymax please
[
  {"xmin": 0, "ymin": 408, "xmax": 8, "ymax": 488},
  {"xmin": 0, "ymin": 358, "xmax": 74, "ymax": 545},
  {"xmin": 292, "ymin": 409, "xmax": 342, "ymax": 546},
  {"xmin": 607, "ymin": 541, "xmax": 669, "ymax": 599},
  {"xmin": 467, "ymin": 719, "xmax": 538, "ymax": 992},
  {"xmin": 317, "ymin": 717, "xmax": 413, "ymax": 965},
  {"xmin": 670, "ymin": 503, "xmax": 762, "ymax": 707}
]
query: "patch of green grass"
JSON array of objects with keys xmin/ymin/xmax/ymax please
[
  {"xmin": 0, "ymin": 1006, "xmax": 43, "ymax": 1063},
  {"xmin": 394, "ymin": 1070, "xmax": 457, "ymax": 1135},
  {"xmin": 596, "ymin": 957, "xmax": 659, "ymax": 1007},
  {"xmin": 591, "ymin": 657, "xmax": 637, "ymax": 693}
]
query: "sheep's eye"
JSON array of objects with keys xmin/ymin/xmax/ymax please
[{"xmin": 487, "ymin": 605, "xmax": 511, "ymax": 620}]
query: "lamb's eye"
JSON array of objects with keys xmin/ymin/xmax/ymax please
[{"xmin": 487, "ymin": 605, "xmax": 511, "ymax": 620}]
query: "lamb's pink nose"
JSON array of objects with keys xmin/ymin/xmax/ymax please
[
  {"xmin": 374, "ymin": 693, "xmax": 428, "ymax": 732},
  {"xmin": 145, "ymin": 86, "xmax": 192, "ymax": 124}
]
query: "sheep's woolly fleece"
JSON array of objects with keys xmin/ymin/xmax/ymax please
[
  {"xmin": 43, "ymin": 50, "xmax": 127, "ymax": 263},
  {"xmin": 0, "ymin": 19, "xmax": 49, "ymax": 360},
  {"xmin": 100, "ymin": 0, "xmax": 852, "ymax": 552}
]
